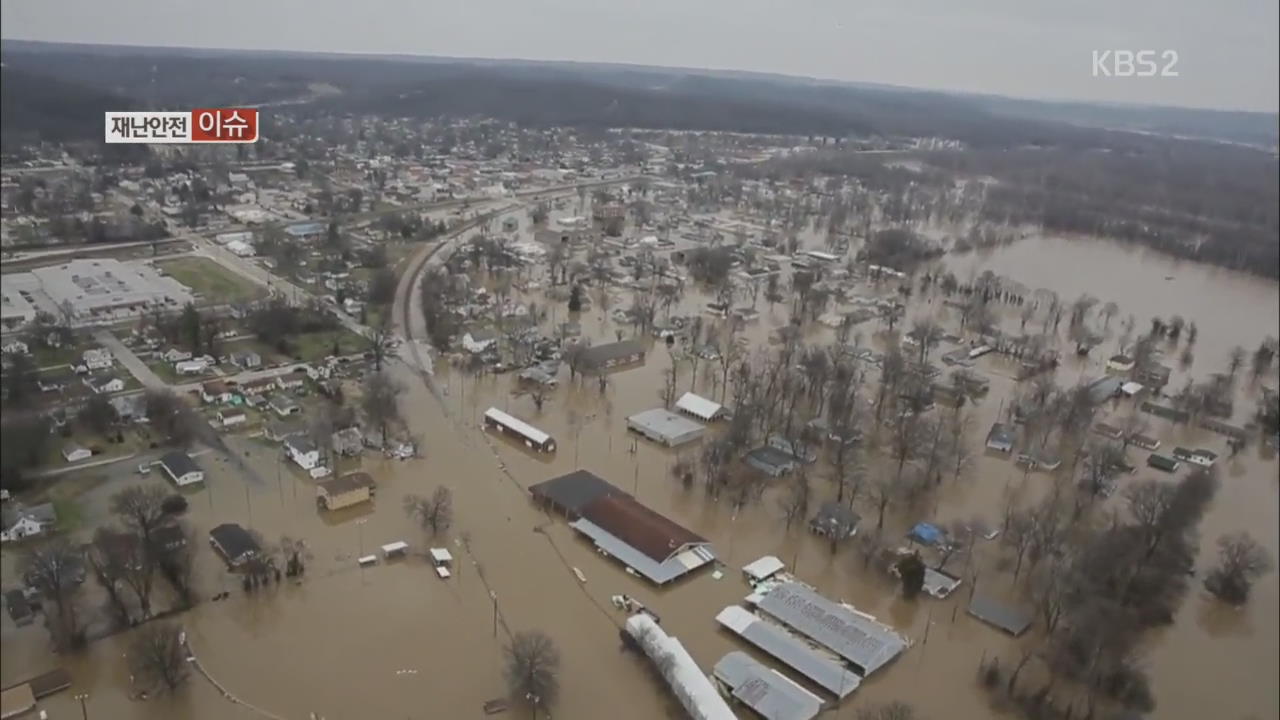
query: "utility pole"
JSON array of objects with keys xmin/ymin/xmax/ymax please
[
  {"xmin": 490, "ymin": 590, "xmax": 499, "ymax": 637},
  {"xmin": 74, "ymin": 693, "xmax": 89, "ymax": 720}
]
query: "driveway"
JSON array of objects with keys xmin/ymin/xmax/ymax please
[{"xmin": 93, "ymin": 329, "xmax": 166, "ymax": 390}]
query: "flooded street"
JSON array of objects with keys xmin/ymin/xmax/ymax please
[{"xmin": 3, "ymin": 225, "xmax": 1276, "ymax": 720}]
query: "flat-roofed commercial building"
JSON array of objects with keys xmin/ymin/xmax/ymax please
[{"xmin": 1, "ymin": 258, "xmax": 193, "ymax": 326}]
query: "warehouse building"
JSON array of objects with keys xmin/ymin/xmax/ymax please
[
  {"xmin": 570, "ymin": 493, "xmax": 715, "ymax": 585},
  {"xmin": 0, "ymin": 259, "xmax": 193, "ymax": 326},
  {"xmin": 626, "ymin": 408, "xmax": 705, "ymax": 447}
]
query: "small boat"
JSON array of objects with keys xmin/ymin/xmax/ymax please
[
  {"xmin": 483, "ymin": 698, "xmax": 510, "ymax": 715},
  {"xmin": 573, "ymin": 567, "xmax": 587, "ymax": 583}
]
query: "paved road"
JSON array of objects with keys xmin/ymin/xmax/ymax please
[{"xmin": 93, "ymin": 328, "xmax": 167, "ymax": 390}]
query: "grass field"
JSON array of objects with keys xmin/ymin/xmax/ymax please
[
  {"xmin": 291, "ymin": 328, "xmax": 368, "ymax": 362},
  {"xmin": 31, "ymin": 343, "xmax": 81, "ymax": 369},
  {"xmin": 157, "ymin": 257, "xmax": 266, "ymax": 305}
]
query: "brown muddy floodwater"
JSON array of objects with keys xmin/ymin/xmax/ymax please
[{"xmin": 2, "ymin": 225, "xmax": 1276, "ymax": 720}]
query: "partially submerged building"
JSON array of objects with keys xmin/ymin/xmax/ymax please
[
  {"xmin": 483, "ymin": 407, "xmax": 557, "ymax": 452},
  {"xmin": 748, "ymin": 581, "xmax": 908, "ymax": 677},
  {"xmin": 675, "ymin": 392, "xmax": 726, "ymax": 422},
  {"xmin": 570, "ymin": 494, "xmax": 715, "ymax": 585},
  {"xmin": 579, "ymin": 339, "xmax": 646, "ymax": 373},
  {"xmin": 715, "ymin": 605, "xmax": 861, "ymax": 699},
  {"xmin": 529, "ymin": 470, "xmax": 632, "ymax": 518},
  {"xmin": 808, "ymin": 501, "xmax": 860, "ymax": 540},
  {"xmin": 209, "ymin": 523, "xmax": 260, "ymax": 567},
  {"xmin": 968, "ymin": 595, "xmax": 1033, "ymax": 636},
  {"xmin": 627, "ymin": 408, "xmax": 705, "ymax": 447},
  {"xmin": 624, "ymin": 613, "xmax": 736, "ymax": 720},
  {"xmin": 158, "ymin": 451, "xmax": 203, "ymax": 487},
  {"xmin": 316, "ymin": 472, "xmax": 376, "ymax": 511},
  {"xmin": 713, "ymin": 651, "xmax": 823, "ymax": 720}
]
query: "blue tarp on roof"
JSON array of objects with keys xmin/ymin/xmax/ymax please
[{"xmin": 908, "ymin": 522, "xmax": 944, "ymax": 546}]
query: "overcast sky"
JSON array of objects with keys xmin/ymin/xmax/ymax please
[{"xmin": 3, "ymin": 0, "xmax": 1277, "ymax": 112}]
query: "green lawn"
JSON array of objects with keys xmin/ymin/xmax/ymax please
[
  {"xmin": 52, "ymin": 496, "xmax": 84, "ymax": 533},
  {"xmin": 32, "ymin": 343, "xmax": 81, "ymax": 369},
  {"xmin": 290, "ymin": 328, "xmax": 368, "ymax": 362},
  {"xmin": 157, "ymin": 257, "xmax": 267, "ymax": 305}
]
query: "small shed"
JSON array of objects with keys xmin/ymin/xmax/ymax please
[
  {"xmin": 430, "ymin": 547, "xmax": 453, "ymax": 578},
  {"xmin": 675, "ymin": 392, "xmax": 725, "ymax": 422},
  {"xmin": 742, "ymin": 556, "xmax": 786, "ymax": 585},
  {"xmin": 381, "ymin": 541, "xmax": 409, "ymax": 558}
]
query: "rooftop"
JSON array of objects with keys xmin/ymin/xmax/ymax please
[
  {"xmin": 627, "ymin": 408, "xmax": 705, "ymax": 442},
  {"xmin": 159, "ymin": 451, "xmax": 200, "ymax": 478},
  {"xmin": 579, "ymin": 339, "xmax": 646, "ymax": 367},
  {"xmin": 714, "ymin": 651, "xmax": 823, "ymax": 720},
  {"xmin": 753, "ymin": 581, "xmax": 908, "ymax": 676},
  {"xmin": 715, "ymin": 606, "xmax": 860, "ymax": 698},
  {"xmin": 968, "ymin": 595, "xmax": 1032, "ymax": 636},
  {"xmin": 529, "ymin": 470, "xmax": 632, "ymax": 516},
  {"xmin": 318, "ymin": 472, "xmax": 376, "ymax": 495},
  {"xmin": 675, "ymin": 392, "xmax": 723, "ymax": 421},
  {"xmin": 578, "ymin": 494, "xmax": 706, "ymax": 563}
]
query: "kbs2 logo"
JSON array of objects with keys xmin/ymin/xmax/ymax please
[{"xmin": 1092, "ymin": 50, "xmax": 1179, "ymax": 78}]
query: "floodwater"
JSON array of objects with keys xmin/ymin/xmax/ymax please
[{"xmin": 2, "ymin": 217, "xmax": 1276, "ymax": 720}]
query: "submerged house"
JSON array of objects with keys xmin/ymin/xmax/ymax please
[
  {"xmin": 809, "ymin": 501, "xmax": 860, "ymax": 540},
  {"xmin": 985, "ymin": 423, "xmax": 1015, "ymax": 453},
  {"xmin": 579, "ymin": 339, "xmax": 646, "ymax": 373}
]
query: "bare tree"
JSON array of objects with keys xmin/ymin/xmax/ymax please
[
  {"xmin": 129, "ymin": 622, "xmax": 189, "ymax": 693},
  {"xmin": 405, "ymin": 487, "xmax": 454, "ymax": 537},
  {"xmin": 778, "ymin": 470, "xmax": 811, "ymax": 530},
  {"xmin": 110, "ymin": 485, "xmax": 169, "ymax": 550},
  {"xmin": 155, "ymin": 522, "xmax": 197, "ymax": 607},
  {"xmin": 504, "ymin": 631, "xmax": 561, "ymax": 718},
  {"xmin": 362, "ymin": 370, "xmax": 402, "ymax": 445},
  {"xmin": 86, "ymin": 528, "xmax": 135, "ymax": 627},
  {"xmin": 1205, "ymin": 532, "xmax": 1273, "ymax": 605},
  {"xmin": 22, "ymin": 539, "xmax": 85, "ymax": 649}
]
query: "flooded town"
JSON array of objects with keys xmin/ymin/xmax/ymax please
[{"xmin": 1, "ymin": 24, "xmax": 1278, "ymax": 720}]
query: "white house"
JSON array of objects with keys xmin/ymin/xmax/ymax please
[
  {"xmin": 275, "ymin": 374, "xmax": 305, "ymax": 391},
  {"xmin": 159, "ymin": 451, "xmax": 204, "ymax": 487},
  {"xmin": 61, "ymin": 445, "xmax": 92, "ymax": 463},
  {"xmin": 461, "ymin": 329, "xmax": 498, "ymax": 354},
  {"xmin": 284, "ymin": 434, "xmax": 322, "ymax": 471},
  {"xmin": 161, "ymin": 348, "xmax": 193, "ymax": 363},
  {"xmin": 82, "ymin": 348, "xmax": 113, "ymax": 371},
  {"xmin": 85, "ymin": 375, "xmax": 125, "ymax": 394},
  {"xmin": 1, "ymin": 503, "xmax": 58, "ymax": 543},
  {"xmin": 1, "ymin": 340, "xmax": 30, "ymax": 356},
  {"xmin": 200, "ymin": 381, "xmax": 232, "ymax": 405},
  {"xmin": 175, "ymin": 358, "xmax": 211, "ymax": 375},
  {"xmin": 226, "ymin": 239, "xmax": 256, "ymax": 257},
  {"xmin": 218, "ymin": 409, "xmax": 248, "ymax": 428}
]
